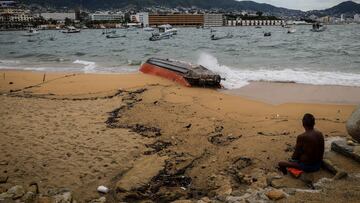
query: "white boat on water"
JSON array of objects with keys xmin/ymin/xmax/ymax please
[
  {"xmin": 143, "ymin": 27, "xmax": 155, "ymax": 32},
  {"xmin": 287, "ymin": 27, "xmax": 296, "ymax": 34},
  {"xmin": 149, "ymin": 32, "xmax": 173, "ymax": 41},
  {"xmin": 23, "ymin": 28, "xmax": 39, "ymax": 36},
  {"xmin": 106, "ymin": 33, "xmax": 126, "ymax": 39},
  {"xmin": 311, "ymin": 23, "xmax": 326, "ymax": 32},
  {"xmin": 159, "ymin": 24, "xmax": 177, "ymax": 35},
  {"xmin": 62, "ymin": 26, "xmax": 81, "ymax": 33}
]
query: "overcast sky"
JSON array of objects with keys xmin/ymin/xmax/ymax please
[{"xmin": 240, "ymin": 0, "xmax": 360, "ymax": 11}]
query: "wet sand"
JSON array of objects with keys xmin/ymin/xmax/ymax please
[
  {"xmin": 223, "ymin": 81, "xmax": 360, "ymax": 105},
  {"xmin": 0, "ymin": 70, "xmax": 359, "ymax": 202}
]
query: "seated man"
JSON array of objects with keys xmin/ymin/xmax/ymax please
[{"xmin": 278, "ymin": 113, "xmax": 324, "ymax": 174}]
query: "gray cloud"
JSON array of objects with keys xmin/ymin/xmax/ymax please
[{"xmin": 240, "ymin": 0, "xmax": 360, "ymax": 11}]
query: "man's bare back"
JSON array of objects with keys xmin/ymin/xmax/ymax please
[{"xmin": 278, "ymin": 113, "xmax": 324, "ymax": 174}]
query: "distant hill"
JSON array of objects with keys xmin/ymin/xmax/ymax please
[
  {"xmin": 18, "ymin": 0, "xmax": 360, "ymax": 17},
  {"xmin": 18, "ymin": 0, "xmax": 303, "ymax": 16},
  {"xmin": 307, "ymin": 1, "xmax": 360, "ymax": 17}
]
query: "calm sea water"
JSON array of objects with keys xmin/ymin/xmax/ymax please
[{"xmin": 0, "ymin": 25, "xmax": 359, "ymax": 89}]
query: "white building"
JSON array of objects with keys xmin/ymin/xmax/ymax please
[
  {"xmin": 40, "ymin": 13, "xmax": 75, "ymax": 22},
  {"xmin": 90, "ymin": 12, "xmax": 123, "ymax": 21},
  {"xmin": 0, "ymin": 8, "xmax": 33, "ymax": 22},
  {"xmin": 137, "ymin": 12, "xmax": 149, "ymax": 27},
  {"xmin": 355, "ymin": 14, "xmax": 360, "ymax": 22},
  {"xmin": 204, "ymin": 14, "xmax": 223, "ymax": 27},
  {"xmin": 341, "ymin": 14, "xmax": 345, "ymax": 22}
]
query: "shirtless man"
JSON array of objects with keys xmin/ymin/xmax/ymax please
[{"xmin": 278, "ymin": 113, "xmax": 324, "ymax": 174}]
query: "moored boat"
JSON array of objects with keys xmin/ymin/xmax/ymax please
[
  {"xmin": 139, "ymin": 58, "xmax": 222, "ymax": 88},
  {"xmin": 287, "ymin": 28, "xmax": 296, "ymax": 34},
  {"xmin": 211, "ymin": 33, "xmax": 233, "ymax": 40},
  {"xmin": 149, "ymin": 32, "xmax": 172, "ymax": 41},
  {"xmin": 62, "ymin": 26, "xmax": 81, "ymax": 33},
  {"xmin": 23, "ymin": 28, "xmax": 39, "ymax": 36},
  {"xmin": 106, "ymin": 34, "xmax": 125, "ymax": 38},
  {"xmin": 143, "ymin": 27, "xmax": 155, "ymax": 32},
  {"xmin": 311, "ymin": 22, "xmax": 327, "ymax": 32},
  {"xmin": 158, "ymin": 24, "xmax": 177, "ymax": 35},
  {"xmin": 264, "ymin": 32, "xmax": 271, "ymax": 37}
]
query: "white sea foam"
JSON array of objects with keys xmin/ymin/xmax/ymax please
[
  {"xmin": 0, "ymin": 60, "xmax": 20, "ymax": 65},
  {"xmin": 197, "ymin": 53, "xmax": 360, "ymax": 89},
  {"xmin": 73, "ymin": 59, "xmax": 96, "ymax": 73}
]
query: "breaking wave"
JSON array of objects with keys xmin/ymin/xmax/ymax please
[
  {"xmin": 73, "ymin": 60, "xmax": 96, "ymax": 73},
  {"xmin": 197, "ymin": 53, "xmax": 360, "ymax": 89}
]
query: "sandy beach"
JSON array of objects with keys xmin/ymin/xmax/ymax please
[{"xmin": 0, "ymin": 70, "xmax": 359, "ymax": 202}]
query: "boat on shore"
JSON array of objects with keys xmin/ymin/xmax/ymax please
[
  {"xmin": 140, "ymin": 58, "xmax": 222, "ymax": 88},
  {"xmin": 211, "ymin": 33, "xmax": 233, "ymax": 40},
  {"xmin": 62, "ymin": 26, "xmax": 81, "ymax": 33},
  {"xmin": 311, "ymin": 22, "xmax": 327, "ymax": 32}
]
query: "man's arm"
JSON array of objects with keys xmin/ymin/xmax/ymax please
[{"xmin": 291, "ymin": 135, "xmax": 304, "ymax": 160}]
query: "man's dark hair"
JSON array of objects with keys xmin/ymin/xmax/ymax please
[{"xmin": 302, "ymin": 113, "xmax": 315, "ymax": 129}]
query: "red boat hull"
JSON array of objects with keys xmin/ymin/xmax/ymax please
[{"xmin": 140, "ymin": 63, "xmax": 191, "ymax": 87}]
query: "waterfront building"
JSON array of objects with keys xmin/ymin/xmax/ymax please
[
  {"xmin": 0, "ymin": 9, "xmax": 32, "ymax": 22},
  {"xmin": 138, "ymin": 12, "xmax": 149, "ymax": 27},
  {"xmin": 132, "ymin": 12, "xmax": 149, "ymax": 27},
  {"xmin": 355, "ymin": 14, "xmax": 360, "ymax": 22},
  {"xmin": 90, "ymin": 12, "xmax": 124, "ymax": 21},
  {"xmin": 149, "ymin": 14, "xmax": 204, "ymax": 26},
  {"xmin": 40, "ymin": 13, "xmax": 76, "ymax": 23},
  {"xmin": 341, "ymin": 14, "xmax": 345, "ymax": 22},
  {"xmin": 204, "ymin": 14, "xmax": 223, "ymax": 27},
  {"xmin": 227, "ymin": 19, "xmax": 284, "ymax": 26}
]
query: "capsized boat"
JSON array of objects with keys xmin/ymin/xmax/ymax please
[{"xmin": 140, "ymin": 58, "xmax": 222, "ymax": 88}]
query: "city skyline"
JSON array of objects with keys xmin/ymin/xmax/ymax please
[{"xmin": 239, "ymin": 0, "xmax": 360, "ymax": 11}]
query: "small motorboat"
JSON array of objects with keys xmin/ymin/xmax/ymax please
[
  {"xmin": 140, "ymin": 58, "xmax": 222, "ymax": 88},
  {"xmin": 23, "ymin": 28, "xmax": 39, "ymax": 36},
  {"xmin": 149, "ymin": 32, "xmax": 172, "ymax": 41},
  {"xmin": 311, "ymin": 22, "xmax": 326, "ymax": 32},
  {"xmin": 103, "ymin": 29, "xmax": 116, "ymax": 35},
  {"xmin": 106, "ymin": 34, "xmax": 125, "ymax": 38},
  {"xmin": 255, "ymin": 26, "xmax": 262, "ymax": 29},
  {"xmin": 287, "ymin": 28, "xmax": 296, "ymax": 34},
  {"xmin": 264, "ymin": 32, "xmax": 271, "ymax": 37},
  {"xmin": 143, "ymin": 27, "xmax": 155, "ymax": 32},
  {"xmin": 158, "ymin": 24, "xmax": 177, "ymax": 35},
  {"xmin": 62, "ymin": 26, "xmax": 81, "ymax": 33},
  {"xmin": 211, "ymin": 33, "xmax": 233, "ymax": 40}
]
